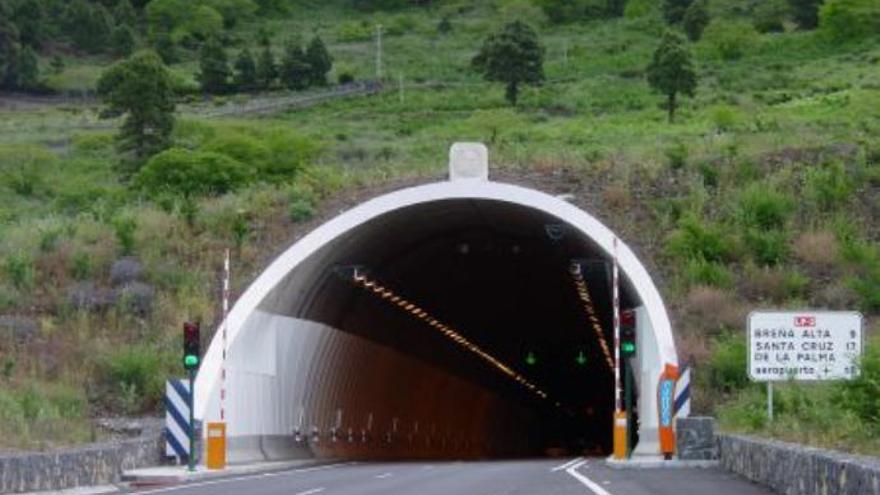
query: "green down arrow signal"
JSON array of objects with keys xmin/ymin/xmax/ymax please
[{"xmin": 576, "ymin": 351, "xmax": 587, "ymax": 366}]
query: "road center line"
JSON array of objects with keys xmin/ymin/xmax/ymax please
[
  {"xmin": 551, "ymin": 457, "xmax": 585, "ymax": 472},
  {"xmin": 565, "ymin": 460, "xmax": 614, "ymax": 495},
  {"xmin": 294, "ymin": 488, "xmax": 325, "ymax": 495},
  {"xmin": 375, "ymin": 472, "xmax": 393, "ymax": 479}
]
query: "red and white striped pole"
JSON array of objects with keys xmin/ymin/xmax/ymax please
[
  {"xmin": 612, "ymin": 236, "xmax": 626, "ymax": 460},
  {"xmin": 221, "ymin": 248, "xmax": 230, "ymax": 423}
]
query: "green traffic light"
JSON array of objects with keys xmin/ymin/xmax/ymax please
[
  {"xmin": 622, "ymin": 342, "xmax": 636, "ymax": 355},
  {"xmin": 575, "ymin": 351, "xmax": 587, "ymax": 366},
  {"xmin": 525, "ymin": 351, "xmax": 537, "ymax": 366},
  {"xmin": 184, "ymin": 355, "xmax": 199, "ymax": 368}
]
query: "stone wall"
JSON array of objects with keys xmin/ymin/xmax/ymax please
[
  {"xmin": 676, "ymin": 417, "xmax": 718, "ymax": 460},
  {"xmin": 718, "ymin": 434, "xmax": 880, "ymax": 495},
  {"xmin": 0, "ymin": 434, "xmax": 162, "ymax": 494}
]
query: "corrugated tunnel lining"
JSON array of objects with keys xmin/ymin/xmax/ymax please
[{"xmin": 255, "ymin": 198, "xmax": 640, "ymax": 454}]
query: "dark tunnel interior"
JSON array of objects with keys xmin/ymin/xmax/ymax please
[{"xmin": 261, "ymin": 198, "xmax": 640, "ymax": 458}]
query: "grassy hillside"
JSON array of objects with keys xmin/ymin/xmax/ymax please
[{"xmin": 1, "ymin": 0, "xmax": 880, "ymax": 452}]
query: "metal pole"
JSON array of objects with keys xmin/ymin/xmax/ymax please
[
  {"xmin": 625, "ymin": 358, "xmax": 633, "ymax": 458},
  {"xmin": 221, "ymin": 249, "xmax": 229, "ymax": 423},
  {"xmin": 768, "ymin": 382, "xmax": 773, "ymax": 422},
  {"xmin": 188, "ymin": 368, "xmax": 196, "ymax": 472},
  {"xmin": 613, "ymin": 237, "xmax": 621, "ymax": 413}
]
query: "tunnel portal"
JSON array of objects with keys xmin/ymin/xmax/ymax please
[{"xmin": 194, "ymin": 144, "xmax": 678, "ymax": 463}]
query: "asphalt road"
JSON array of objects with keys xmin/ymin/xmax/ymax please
[{"xmin": 127, "ymin": 458, "xmax": 773, "ymax": 495}]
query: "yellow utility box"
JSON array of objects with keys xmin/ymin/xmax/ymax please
[
  {"xmin": 205, "ymin": 422, "xmax": 227, "ymax": 470},
  {"xmin": 612, "ymin": 411, "xmax": 627, "ymax": 460}
]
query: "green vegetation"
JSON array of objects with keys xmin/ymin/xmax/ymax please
[
  {"xmin": 0, "ymin": 0, "xmax": 879, "ymax": 454},
  {"xmin": 472, "ymin": 21, "xmax": 545, "ymax": 106}
]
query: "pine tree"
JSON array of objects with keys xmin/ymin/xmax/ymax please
[
  {"xmin": 12, "ymin": 0, "xmax": 45, "ymax": 48},
  {"xmin": 788, "ymin": 0, "xmax": 822, "ymax": 29},
  {"xmin": 18, "ymin": 45, "xmax": 39, "ymax": 90},
  {"xmin": 683, "ymin": 0, "xmax": 710, "ymax": 41},
  {"xmin": 97, "ymin": 50, "xmax": 176, "ymax": 165},
  {"xmin": 646, "ymin": 30, "xmax": 698, "ymax": 123},
  {"xmin": 197, "ymin": 36, "xmax": 230, "ymax": 94},
  {"xmin": 472, "ymin": 21, "xmax": 545, "ymax": 106},
  {"xmin": 256, "ymin": 42, "xmax": 277, "ymax": 89},
  {"xmin": 111, "ymin": 25, "xmax": 137, "ymax": 57},
  {"xmin": 0, "ymin": 7, "xmax": 22, "ymax": 90},
  {"xmin": 663, "ymin": 0, "xmax": 694, "ymax": 24},
  {"xmin": 233, "ymin": 48, "xmax": 257, "ymax": 91},
  {"xmin": 305, "ymin": 36, "xmax": 332, "ymax": 86},
  {"xmin": 65, "ymin": 0, "xmax": 114, "ymax": 54},
  {"xmin": 114, "ymin": 0, "xmax": 139, "ymax": 28},
  {"xmin": 280, "ymin": 40, "xmax": 310, "ymax": 90}
]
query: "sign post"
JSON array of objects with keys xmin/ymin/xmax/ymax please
[{"xmin": 748, "ymin": 311, "xmax": 864, "ymax": 421}]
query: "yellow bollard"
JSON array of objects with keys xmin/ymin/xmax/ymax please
[
  {"xmin": 205, "ymin": 422, "xmax": 227, "ymax": 470},
  {"xmin": 612, "ymin": 411, "xmax": 627, "ymax": 460}
]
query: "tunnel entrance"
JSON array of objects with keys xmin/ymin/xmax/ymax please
[{"xmin": 194, "ymin": 145, "xmax": 678, "ymax": 463}]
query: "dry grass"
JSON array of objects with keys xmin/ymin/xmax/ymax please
[
  {"xmin": 793, "ymin": 230, "xmax": 839, "ymax": 269},
  {"xmin": 679, "ymin": 285, "xmax": 746, "ymax": 336}
]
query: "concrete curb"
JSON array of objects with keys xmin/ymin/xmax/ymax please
[
  {"xmin": 605, "ymin": 458, "xmax": 720, "ymax": 469},
  {"xmin": 122, "ymin": 459, "xmax": 335, "ymax": 486},
  {"xmin": 18, "ymin": 485, "xmax": 119, "ymax": 495}
]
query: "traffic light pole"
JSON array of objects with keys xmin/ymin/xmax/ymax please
[{"xmin": 188, "ymin": 367, "xmax": 196, "ymax": 472}]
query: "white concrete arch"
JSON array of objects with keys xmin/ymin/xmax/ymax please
[{"xmin": 194, "ymin": 175, "xmax": 678, "ymax": 458}]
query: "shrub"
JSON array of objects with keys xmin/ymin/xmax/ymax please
[
  {"xmin": 746, "ymin": 266, "xmax": 809, "ymax": 301},
  {"xmin": 499, "ymin": 0, "xmax": 548, "ymax": 26},
  {"xmin": 103, "ymin": 347, "xmax": 164, "ymax": 412},
  {"xmin": 337, "ymin": 20, "xmax": 372, "ymax": 42},
  {"xmin": 710, "ymin": 105, "xmax": 741, "ymax": 132},
  {"xmin": 112, "ymin": 215, "xmax": 138, "ymax": 256},
  {"xmin": 289, "ymin": 198, "xmax": 316, "ymax": 222},
  {"xmin": 736, "ymin": 184, "xmax": 793, "ymax": 231},
  {"xmin": 820, "ymin": 0, "xmax": 880, "ymax": 41},
  {"xmin": 702, "ymin": 20, "xmax": 760, "ymax": 61},
  {"xmin": 664, "ymin": 141, "xmax": 688, "ymax": 170},
  {"xmin": 338, "ymin": 72, "xmax": 355, "ymax": 84},
  {"xmin": 744, "ymin": 229, "xmax": 789, "ymax": 266},
  {"xmin": 753, "ymin": 0, "xmax": 790, "ymax": 33},
  {"xmin": 683, "ymin": 0, "xmax": 710, "ymax": 41},
  {"xmin": 805, "ymin": 162, "xmax": 852, "ymax": 211},
  {"xmin": 683, "ymin": 257, "xmax": 734, "ymax": 288},
  {"xmin": 708, "ymin": 333, "xmax": 750, "ymax": 394},
  {"xmin": 836, "ymin": 340, "xmax": 880, "ymax": 425},
  {"xmin": 0, "ymin": 144, "xmax": 56, "ymax": 198},
  {"xmin": 260, "ymin": 129, "xmax": 319, "ymax": 180},
  {"xmin": 135, "ymin": 147, "xmax": 252, "ymax": 198},
  {"xmin": 203, "ymin": 133, "xmax": 271, "ymax": 169},
  {"xmin": 666, "ymin": 215, "xmax": 732, "ymax": 262},
  {"xmin": 70, "ymin": 251, "xmax": 93, "ymax": 281},
  {"xmin": 2, "ymin": 252, "xmax": 35, "ymax": 291}
]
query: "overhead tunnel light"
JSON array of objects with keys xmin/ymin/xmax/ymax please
[
  {"xmin": 569, "ymin": 261, "xmax": 615, "ymax": 372},
  {"xmin": 345, "ymin": 269, "xmax": 552, "ymax": 403}
]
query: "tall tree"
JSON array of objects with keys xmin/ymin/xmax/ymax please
[
  {"xmin": 111, "ymin": 25, "xmax": 137, "ymax": 57},
  {"xmin": 64, "ymin": 0, "xmax": 114, "ymax": 54},
  {"xmin": 607, "ymin": 0, "xmax": 627, "ymax": 17},
  {"xmin": 305, "ymin": 36, "xmax": 332, "ymax": 86},
  {"xmin": 788, "ymin": 0, "xmax": 823, "ymax": 29},
  {"xmin": 114, "ymin": 0, "xmax": 138, "ymax": 27},
  {"xmin": 683, "ymin": 0, "xmax": 710, "ymax": 41},
  {"xmin": 18, "ymin": 45, "xmax": 39, "ymax": 90},
  {"xmin": 663, "ymin": 0, "xmax": 694, "ymax": 23},
  {"xmin": 97, "ymin": 50, "xmax": 176, "ymax": 165},
  {"xmin": 0, "ymin": 4, "xmax": 22, "ymax": 90},
  {"xmin": 197, "ymin": 36, "xmax": 230, "ymax": 94},
  {"xmin": 280, "ymin": 40, "xmax": 310, "ymax": 90},
  {"xmin": 233, "ymin": 47, "xmax": 257, "ymax": 91},
  {"xmin": 472, "ymin": 21, "xmax": 545, "ymax": 106},
  {"xmin": 12, "ymin": 0, "xmax": 46, "ymax": 48},
  {"xmin": 256, "ymin": 42, "xmax": 277, "ymax": 89},
  {"xmin": 646, "ymin": 30, "xmax": 697, "ymax": 123}
]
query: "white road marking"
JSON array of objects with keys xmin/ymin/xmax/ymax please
[
  {"xmin": 550, "ymin": 457, "xmax": 585, "ymax": 472},
  {"xmin": 132, "ymin": 463, "xmax": 351, "ymax": 494},
  {"xmin": 565, "ymin": 460, "xmax": 614, "ymax": 495},
  {"xmin": 375, "ymin": 472, "xmax": 393, "ymax": 479},
  {"xmin": 294, "ymin": 488, "xmax": 325, "ymax": 495}
]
